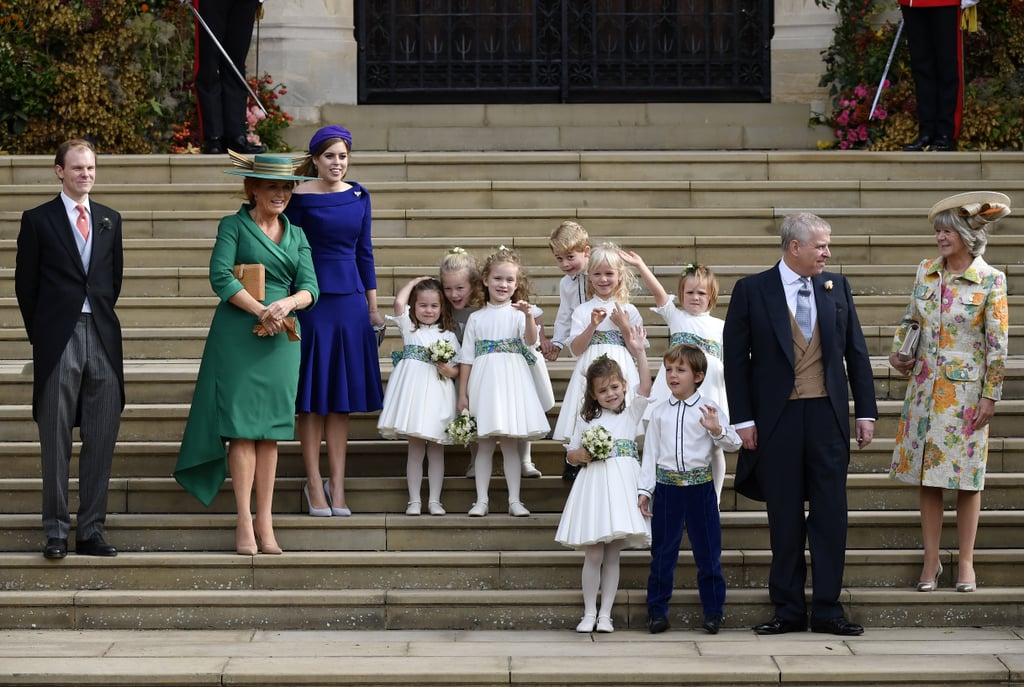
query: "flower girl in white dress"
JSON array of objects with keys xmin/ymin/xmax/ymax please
[
  {"xmin": 555, "ymin": 324, "xmax": 652, "ymax": 634},
  {"xmin": 552, "ymin": 242, "xmax": 644, "ymax": 443},
  {"xmin": 377, "ymin": 277, "xmax": 460, "ymax": 515},
  {"xmin": 457, "ymin": 247, "xmax": 550, "ymax": 517}
]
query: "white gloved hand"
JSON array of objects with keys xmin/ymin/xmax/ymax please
[{"xmin": 961, "ymin": 0, "xmax": 979, "ymax": 8}]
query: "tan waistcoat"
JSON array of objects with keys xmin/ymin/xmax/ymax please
[{"xmin": 789, "ymin": 314, "xmax": 828, "ymax": 399}]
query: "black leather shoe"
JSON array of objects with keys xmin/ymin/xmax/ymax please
[
  {"xmin": 811, "ymin": 616, "xmax": 864, "ymax": 636},
  {"xmin": 647, "ymin": 614, "xmax": 670, "ymax": 634},
  {"xmin": 562, "ymin": 461, "xmax": 581, "ymax": 482},
  {"xmin": 43, "ymin": 537, "xmax": 67, "ymax": 559},
  {"xmin": 753, "ymin": 616, "xmax": 807, "ymax": 635},
  {"xmin": 202, "ymin": 138, "xmax": 225, "ymax": 155},
  {"xmin": 226, "ymin": 135, "xmax": 266, "ymax": 155},
  {"xmin": 702, "ymin": 613, "xmax": 722, "ymax": 635},
  {"xmin": 902, "ymin": 135, "xmax": 933, "ymax": 152},
  {"xmin": 931, "ymin": 135, "xmax": 956, "ymax": 152},
  {"xmin": 75, "ymin": 534, "xmax": 118, "ymax": 557}
]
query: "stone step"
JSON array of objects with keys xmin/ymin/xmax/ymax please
[
  {"xmin": 2, "ymin": 472, "xmax": 1023, "ymax": 517},
  {"xmin": 0, "ymin": 548, "xmax": 1015, "ymax": 592},
  {"xmin": 0, "ymin": 436, "xmax": 1022, "ymax": 481},
  {"xmin": 3, "ymin": 263, "xmax": 1024, "ymax": 300},
  {"xmin": 1, "ymin": 398, "xmax": 1022, "ymax": 442},
  {"xmin": 3, "ymin": 293, "xmax": 1023, "ymax": 331},
  {"xmin": 4, "ymin": 235, "xmax": 1024, "ymax": 270},
  {"xmin": 0, "ymin": 627, "xmax": 1021, "ymax": 687},
  {"xmin": 2, "ymin": 510, "xmax": 1023, "ymax": 553},
  {"xmin": 6, "ymin": 149, "xmax": 1024, "ymax": 184},
  {"xmin": 0, "ymin": 584, "xmax": 1021, "ymax": 631},
  {"xmin": 3, "ymin": 206, "xmax": 1024, "ymax": 242}
]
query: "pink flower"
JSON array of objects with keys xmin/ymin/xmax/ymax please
[{"xmin": 837, "ymin": 110, "xmax": 850, "ymax": 126}]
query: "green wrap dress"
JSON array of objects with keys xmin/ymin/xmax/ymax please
[{"xmin": 174, "ymin": 205, "xmax": 319, "ymax": 506}]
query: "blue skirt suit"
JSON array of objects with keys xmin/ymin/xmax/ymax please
[{"xmin": 284, "ymin": 183, "xmax": 384, "ymax": 414}]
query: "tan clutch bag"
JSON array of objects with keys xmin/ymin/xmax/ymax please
[
  {"xmin": 897, "ymin": 322, "xmax": 921, "ymax": 362},
  {"xmin": 233, "ymin": 263, "xmax": 265, "ymax": 301},
  {"xmin": 252, "ymin": 317, "xmax": 300, "ymax": 342}
]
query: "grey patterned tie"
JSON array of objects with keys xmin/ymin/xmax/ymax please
[{"xmin": 796, "ymin": 277, "xmax": 812, "ymax": 341}]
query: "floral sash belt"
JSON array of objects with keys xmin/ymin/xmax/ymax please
[
  {"xmin": 611, "ymin": 439, "xmax": 639, "ymax": 463},
  {"xmin": 475, "ymin": 338, "xmax": 535, "ymax": 366},
  {"xmin": 657, "ymin": 464, "xmax": 713, "ymax": 487},
  {"xmin": 391, "ymin": 344, "xmax": 431, "ymax": 367},
  {"xmin": 669, "ymin": 332, "xmax": 722, "ymax": 360},
  {"xmin": 589, "ymin": 330, "xmax": 626, "ymax": 348}
]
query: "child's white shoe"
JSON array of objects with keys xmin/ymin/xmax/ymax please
[
  {"xmin": 575, "ymin": 614, "xmax": 597, "ymax": 633},
  {"xmin": 521, "ymin": 461, "xmax": 542, "ymax": 478},
  {"xmin": 508, "ymin": 501, "xmax": 530, "ymax": 517},
  {"xmin": 405, "ymin": 501, "xmax": 421, "ymax": 516},
  {"xmin": 468, "ymin": 502, "xmax": 489, "ymax": 517},
  {"xmin": 596, "ymin": 616, "xmax": 614, "ymax": 633},
  {"xmin": 428, "ymin": 501, "xmax": 446, "ymax": 516}
]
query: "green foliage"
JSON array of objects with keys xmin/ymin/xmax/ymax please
[
  {"xmin": 813, "ymin": 0, "xmax": 1024, "ymax": 150},
  {"xmin": 0, "ymin": 0, "xmax": 293, "ymax": 154}
]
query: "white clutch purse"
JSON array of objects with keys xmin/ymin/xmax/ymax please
[{"xmin": 897, "ymin": 322, "xmax": 921, "ymax": 362}]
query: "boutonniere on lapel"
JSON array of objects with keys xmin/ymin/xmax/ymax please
[
  {"xmin": 824, "ymin": 280, "xmax": 834, "ymax": 292},
  {"xmin": 98, "ymin": 216, "xmax": 112, "ymax": 232}
]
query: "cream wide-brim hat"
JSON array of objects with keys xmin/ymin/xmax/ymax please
[{"xmin": 928, "ymin": 191, "xmax": 1011, "ymax": 226}]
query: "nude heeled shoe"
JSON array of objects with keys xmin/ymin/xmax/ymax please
[{"xmin": 916, "ymin": 563, "xmax": 942, "ymax": 592}]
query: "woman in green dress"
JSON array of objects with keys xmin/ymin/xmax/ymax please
[{"xmin": 175, "ymin": 154, "xmax": 319, "ymax": 555}]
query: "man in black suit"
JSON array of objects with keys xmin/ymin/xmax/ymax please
[
  {"xmin": 724, "ymin": 212, "xmax": 877, "ymax": 636},
  {"xmin": 15, "ymin": 138, "xmax": 125, "ymax": 559}
]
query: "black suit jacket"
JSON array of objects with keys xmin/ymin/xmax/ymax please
[
  {"xmin": 15, "ymin": 195, "xmax": 125, "ymax": 420},
  {"xmin": 723, "ymin": 262, "xmax": 877, "ymax": 500}
]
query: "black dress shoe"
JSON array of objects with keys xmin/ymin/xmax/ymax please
[
  {"xmin": 562, "ymin": 461, "xmax": 581, "ymax": 482},
  {"xmin": 702, "ymin": 613, "xmax": 722, "ymax": 634},
  {"xmin": 902, "ymin": 135, "xmax": 933, "ymax": 152},
  {"xmin": 43, "ymin": 537, "xmax": 67, "ymax": 559},
  {"xmin": 811, "ymin": 616, "xmax": 863, "ymax": 636},
  {"xmin": 647, "ymin": 614, "xmax": 670, "ymax": 634},
  {"xmin": 226, "ymin": 135, "xmax": 266, "ymax": 155},
  {"xmin": 202, "ymin": 138, "xmax": 225, "ymax": 155},
  {"xmin": 931, "ymin": 136, "xmax": 956, "ymax": 152},
  {"xmin": 753, "ymin": 616, "xmax": 807, "ymax": 635},
  {"xmin": 75, "ymin": 534, "xmax": 118, "ymax": 557}
]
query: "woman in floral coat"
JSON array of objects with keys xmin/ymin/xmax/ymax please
[{"xmin": 889, "ymin": 191, "xmax": 1010, "ymax": 594}]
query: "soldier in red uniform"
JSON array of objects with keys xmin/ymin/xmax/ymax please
[{"xmin": 898, "ymin": 0, "xmax": 971, "ymax": 152}]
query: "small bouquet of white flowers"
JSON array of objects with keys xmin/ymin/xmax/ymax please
[
  {"xmin": 446, "ymin": 409, "xmax": 477, "ymax": 447},
  {"xmin": 581, "ymin": 425, "xmax": 613, "ymax": 463},
  {"xmin": 427, "ymin": 339, "xmax": 457, "ymax": 379}
]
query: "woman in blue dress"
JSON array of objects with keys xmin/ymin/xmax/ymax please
[{"xmin": 284, "ymin": 125, "xmax": 384, "ymax": 517}]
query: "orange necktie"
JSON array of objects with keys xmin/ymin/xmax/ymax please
[{"xmin": 75, "ymin": 204, "xmax": 89, "ymax": 240}]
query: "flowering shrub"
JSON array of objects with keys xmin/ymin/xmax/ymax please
[
  {"xmin": 247, "ymin": 73, "xmax": 293, "ymax": 152},
  {"xmin": 0, "ymin": 0, "xmax": 293, "ymax": 153},
  {"xmin": 814, "ymin": 0, "xmax": 1024, "ymax": 150},
  {"xmin": 831, "ymin": 82, "xmax": 888, "ymax": 149}
]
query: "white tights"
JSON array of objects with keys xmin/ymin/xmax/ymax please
[
  {"xmin": 406, "ymin": 437, "xmax": 444, "ymax": 504},
  {"xmin": 581, "ymin": 540, "xmax": 626, "ymax": 618},
  {"xmin": 474, "ymin": 437, "xmax": 522, "ymax": 505}
]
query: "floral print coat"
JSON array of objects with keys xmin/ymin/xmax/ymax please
[{"xmin": 889, "ymin": 256, "xmax": 1008, "ymax": 490}]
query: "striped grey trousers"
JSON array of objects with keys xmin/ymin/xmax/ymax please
[{"xmin": 36, "ymin": 314, "xmax": 121, "ymax": 540}]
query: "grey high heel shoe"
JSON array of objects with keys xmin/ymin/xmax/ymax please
[{"xmin": 916, "ymin": 562, "xmax": 942, "ymax": 592}]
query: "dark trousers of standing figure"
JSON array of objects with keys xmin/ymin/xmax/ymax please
[
  {"xmin": 37, "ymin": 315, "xmax": 121, "ymax": 541},
  {"xmin": 902, "ymin": 4, "xmax": 963, "ymax": 141},
  {"xmin": 193, "ymin": 0, "xmax": 260, "ymax": 142},
  {"xmin": 646, "ymin": 480, "xmax": 725, "ymax": 618},
  {"xmin": 755, "ymin": 397, "xmax": 849, "ymax": 626}
]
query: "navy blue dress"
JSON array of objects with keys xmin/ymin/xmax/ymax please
[{"xmin": 284, "ymin": 183, "xmax": 384, "ymax": 414}]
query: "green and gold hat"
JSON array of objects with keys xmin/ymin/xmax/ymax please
[{"xmin": 224, "ymin": 150, "xmax": 317, "ymax": 181}]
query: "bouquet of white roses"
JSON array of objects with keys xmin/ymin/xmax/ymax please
[
  {"xmin": 446, "ymin": 409, "xmax": 477, "ymax": 446},
  {"xmin": 581, "ymin": 425, "xmax": 613, "ymax": 463},
  {"xmin": 427, "ymin": 339, "xmax": 457, "ymax": 379}
]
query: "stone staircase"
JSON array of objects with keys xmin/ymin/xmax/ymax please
[{"xmin": 0, "ymin": 150, "xmax": 1023, "ymax": 651}]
